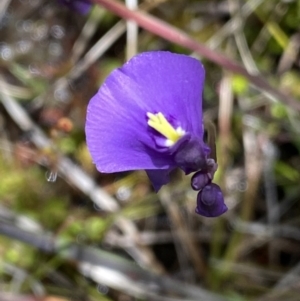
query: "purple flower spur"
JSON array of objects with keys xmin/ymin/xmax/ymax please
[
  {"xmin": 85, "ymin": 51, "xmax": 227, "ymax": 217},
  {"xmin": 58, "ymin": 0, "xmax": 92, "ymax": 14}
]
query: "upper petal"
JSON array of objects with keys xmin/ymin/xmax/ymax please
[{"xmin": 85, "ymin": 51, "xmax": 205, "ymax": 173}]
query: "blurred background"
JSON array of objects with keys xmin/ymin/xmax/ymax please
[{"xmin": 1, "ymin": 0, "xmax": 300, "ymax": 300}]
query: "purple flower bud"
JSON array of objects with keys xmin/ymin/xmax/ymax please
[
  {"xmin": 195, "ymin": 183, "xmax": 228, "ymax": 217},
  {"xmin": 58, "ymin": 0, "xmax": 92, "ymax": 14},
  {"xmin": 191, "ymin": 170, "xmax": 210, "ymax": 191}
]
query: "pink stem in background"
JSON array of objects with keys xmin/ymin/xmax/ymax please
[{"xmin": 92, "ymin": 0, "xmax": 300, "ymax": 111}]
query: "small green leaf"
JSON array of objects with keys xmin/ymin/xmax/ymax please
[
  {"xmin": 232, "ymin": 75, "xmax": 249, "ymax": 95},
  {"xmin": 270, "ymin": 103, "xmax": 287, "ymax": 119},
  {"xmin": 275, "ymin": 161, "xmax": 300, "ymax": 182}
]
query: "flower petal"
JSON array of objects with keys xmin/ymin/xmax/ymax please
[
  {"xmin": 85, "ymin": 51, "xmax": 205, "ymax": 173},
  {"xmin": 146, "ymin": 168, "xmax": 173, "ymax": 192}
]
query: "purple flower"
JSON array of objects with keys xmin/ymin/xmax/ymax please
[
  {"xmin": 58, "ymin": 0, "xmax": 92, "ymax": 14},
  {"xmin": 85, "ymin": 51, "xmax": 227, "ymax": 217}
]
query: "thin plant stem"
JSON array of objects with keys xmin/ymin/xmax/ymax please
[
  {"xmin": 92, "ymin": 0, "xmax": 300, "ymax": 111},
  {"xmin": 125, "ymin": 0, "xmax": 138, "ymax": 60}
]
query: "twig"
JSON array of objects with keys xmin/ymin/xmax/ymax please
[
  {"xmin": 71, "ymin": 6, "xmax": 105, "ymax": 62},
  {"xmin": 211, "ymin": 259, "xmax": 284, "ymax": 282},
  {"xmin": 0, "ymin": 293, "xmax": 40, "ymax": 301},
  {"xmin": 68, "ymin": 20, "xmax": 126, "ymax": 81},
  {"xmin": 92, "ymin": 0, "xmax": 300, "ymax": 110},
  {"xmin": 0, "ymin": 204, "xmax": 43, "ymax": 233},
  {"xmin": 0, "ymin": 221, "xmax": 226, "ymax": 301},
  {"xmin": 0, "ymin": 87, "xmax": 165, "ymax": 274},
  {"xmin": 29, "ymin": 20, "xmax": 126, "ymax": 111},
  {"xmin": 254, "ymin": 262, "xmax": 300, "ymax": 301},
  {"xmin": 215, "ymin": 119, "xmax": 263, "ymax": 284},
  {"xmin": 232, "ymin": 220, "xmax": 300, "ymax": 242},
  {"xmin": 2, "ymin": 263, "xmax": 45, "ymax": 297},
  {"xmin": 261, "ymin": 137, "xmax": 279, "ymax": 264},
  {"xmin": 0, "ymin": 0, "xmax": 11, "ymax": 21},
  {"xmin": 159, "ymin": 188, "xmax": 207, "ymax": 279},
  {"xmin": 29, "ymin": 0, "xmax": 166, "ymax": 111},
  {"xmin": 105, "ymin": 229, "xmax": 228, "ymax": 246},
  {"xmin": 218, "ymin": 73, "xmax": 234, "ymax": 168},
  {"xmin": 277, "ymin": 33, "xmax": 300, "ymax": 75},
  {"xmin": 125, "ymin": 0, "xmax": 138, "ymax": 60},
  {"xmin": 207, "ymin": 0, "xmax": 264, "ymax": 50},
  {"xmin": 228, "ymin": 0, "xmax": 259, "ymax": 74}
]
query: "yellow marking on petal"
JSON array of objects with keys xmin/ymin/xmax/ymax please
[{"xmin": 147, "ymin": 112, "xmax": 184, "ymax": 144}]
